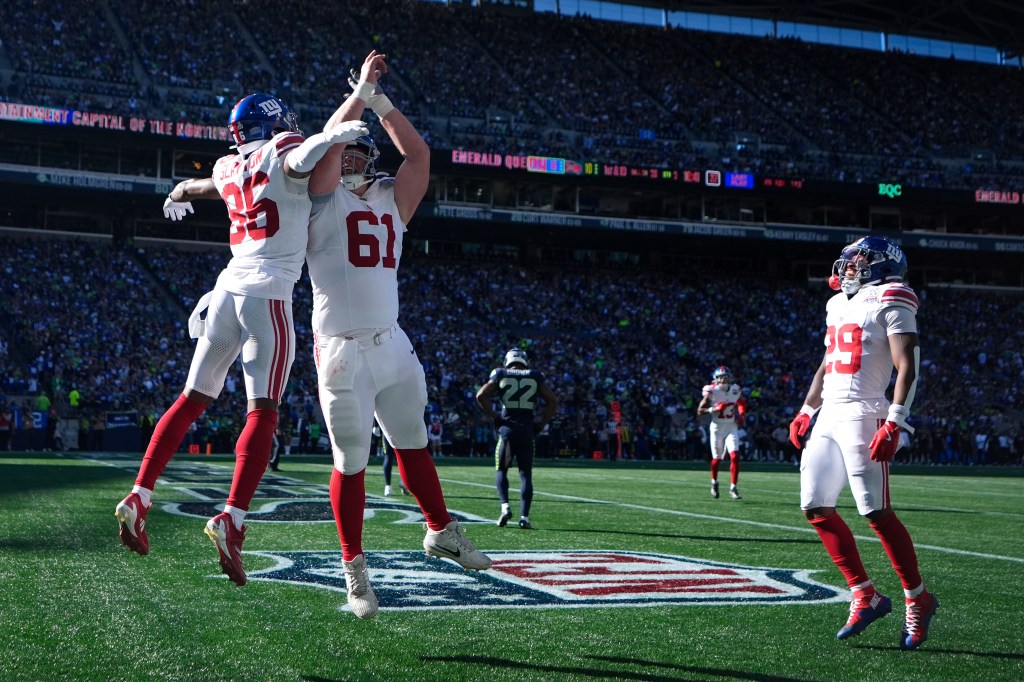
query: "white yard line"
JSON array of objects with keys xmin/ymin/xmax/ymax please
[{"xmin": 441, "ymin": 477, "xmax": 1024, "ymax": 564}]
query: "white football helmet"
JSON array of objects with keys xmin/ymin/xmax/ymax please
[{"xmin": 504, "ymin": 349, "xmax": 529, "ymax": 368}]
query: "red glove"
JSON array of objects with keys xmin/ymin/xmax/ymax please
[
  {"xmin": 712, "ymin": 402, "xmax": 726, "ymax": 414},
  {"xmin": 869, "ymin": 421, "xmax": 901, "ymax": 462},
  {"xmin": 789, "ymin": 412, "xmax": 811, "ymax": 449}
]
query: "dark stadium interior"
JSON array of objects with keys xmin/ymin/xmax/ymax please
[{"xmin": 0, "ymin": 1, "xmax": 1021, "ymax": 463}]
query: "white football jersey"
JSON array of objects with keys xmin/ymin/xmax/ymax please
[
  {"xmin": 307, "ymin": 178, "xmax": 404, "ymax": 336},
  {"xmin": 211, "ymin": 132, "xmax": 311, "ymax": 300},
  {"xmin": 702, "ymin": 383, "xmax": 743, "ymax": 424},
  {"xmin": 820, "ymin": 282, "xmax": 918, "ymax": 410}
]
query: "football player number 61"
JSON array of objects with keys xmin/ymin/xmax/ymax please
[{"xmin": 824, "ymin": 323, "xmax": 863, "ymax": 375}]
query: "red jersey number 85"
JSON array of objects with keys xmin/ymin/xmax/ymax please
[{"xmin": 222, "ymin": 171, "xmax": 280, "ymax": 244}]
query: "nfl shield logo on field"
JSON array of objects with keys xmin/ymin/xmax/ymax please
[{"xmin": 246, "ymin": 550, "xmax": 844, "ymax": 610}]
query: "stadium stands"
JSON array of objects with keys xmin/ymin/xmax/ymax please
[
  {"xmin": 2, "ymin": 1, "xmax": 1023, "ymax": 188},
  {"xmin": 1, "ymin": 235, "xmax": 1020, "ymax": 465}
]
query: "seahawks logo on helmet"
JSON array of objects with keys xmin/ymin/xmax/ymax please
[
  {"xmin": 829, "ymin": 236, "xmax": 908, "ymax": 294},
  {"xmin": 504, "ymin": 349, "xmax": 529, "ymax": 368}
]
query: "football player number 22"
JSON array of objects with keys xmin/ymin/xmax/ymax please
[
  {"xmin": 223, "ymin": 171, "xmax": 279, "ymax": 244},
  {"xmin": 825, "ymin": 323, "xmax": 863, "ymax": 374},
  {"xmin": 347, "ymin": 211, "xmax": 397, "ymax": 268}
]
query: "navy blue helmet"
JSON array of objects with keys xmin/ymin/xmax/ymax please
[
  {"xmin": 228, "ymin": 93, "xmax": 300, "ymax": 149},
  {"xmin": 830, "ymin": 236, "xmax": 908, "ymax": 294}
]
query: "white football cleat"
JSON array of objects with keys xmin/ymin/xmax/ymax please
[
  {"xmin": 342, "ymin": 554, "xmax": 379, "ymax": 619},
  {"xmin": 424, "ymin": 520, "xmax": 492, "ymax": 570}
]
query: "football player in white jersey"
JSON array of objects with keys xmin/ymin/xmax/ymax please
[
  {"xmin": 697, "ymin": 366, "xmax": 746, "ymax": 499},
  {"xmin": 788, "ymin": 236, "xmax": 937, "ymax": 650},
  {"xmin": 115, "ymin": 93, "xmax": 367, "ymax": 586},
  {"xmin": 306, "ymin": 51, "xmax": 491, "ymax": 619}
]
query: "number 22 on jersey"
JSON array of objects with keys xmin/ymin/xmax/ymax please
[{"xmin": 500, "ymin": 376, "xmax": 538, "ymax": 409}]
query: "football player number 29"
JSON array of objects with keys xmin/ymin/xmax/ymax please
[
  {"xmin": 347, "ymin": 211, "xmax": 397, "ymax": 268},
  {"xmin": 825, "ymin": 323, "xmax": 863, "ymax": 374},
  {"xmin": 223, "ymin": 171, "xmax": 279, "ymax": 244}
]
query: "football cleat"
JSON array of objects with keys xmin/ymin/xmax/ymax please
[
  {"xmin": 900, "ymin": 591, "xmax": 938, "ymax": 650},
  {"xmin": 115, "ymin": 493, "xmax": 151, "ymax": 556},
  {"xmin": 730, "ymin": 486, "xmax": 742, "ymax": 499},
  {"xmin": 342, "ymin": 554, "xmax": 379, "ymax": 620},
  {"xmin": 384, "ymin": 485, "xmax": 393, "ymax": 496},
  {"xmin": 400, "ymin": 485, "xmax": 411, "ymax": 496},
  {"xmin": 711, "ymin": 481, "xmax": 720, "ymax": 499},
  {"xmin": 424, "ymin": 520, "xmax": 492, "ymax": 570},
  {"xmin": 204, "ymin": 512, "xmax": 247, "ymax": 586},
  {"xmin": 497, "ymin": 509, "xmax": 512, "ymax": 527},
  {"xmin": 518, "ymin": 517, "xmax": 532, "ymax": 530},
  {"xmin": 837, "ymin": 591, "xmax": 892, "ymax": 639}
]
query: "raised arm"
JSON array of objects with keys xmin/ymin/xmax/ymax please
[{"xmin": 309, "ymin": 51, "xmax": 385, "ymax": 195}]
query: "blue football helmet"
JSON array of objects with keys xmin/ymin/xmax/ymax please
[
  {"xmin": 504, "ymin": 348, "xmax": 529, "ymax": 369},
  {"xmin": 228, "ymin": 93, "xmax": 300, "ymax": 150},
  {"xmin": 341, "ymin": 135, "xmax": 381, "ymax": 190},
  {"xmin": 830, "ymin": 236, "xmax": 908, "ymax": 294},
  {"xmin": 712, "ymin": 366, "xmax": 732, "ymax": 385}
]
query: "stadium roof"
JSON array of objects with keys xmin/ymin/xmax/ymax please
[{"xmin": 647, "ymin": 1, "xmax": 1024, "ymax": 56}]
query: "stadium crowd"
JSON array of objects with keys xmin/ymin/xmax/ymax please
[
  {"xmin": 1, "ymin": 0, "xmax": 1023, "ymax": 190},
  {"xmin": 1, "ymin": 236, "xmax": 1021, "ymax": 467}
]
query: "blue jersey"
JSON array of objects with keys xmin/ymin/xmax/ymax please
[{"xmin": 487, "ymin": 367, "xmax": 549, "ymax": 427}]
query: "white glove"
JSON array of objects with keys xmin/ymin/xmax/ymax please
[
  {"xmin": 288, "ymin": 121, "xmax": 369, "ymax": 173},
  {"xmin": 163, "ymin": 197, "xmax": 194, "ymax": 221},
  {"xmin": 348, "ymin": 70, "xmax": 395, "ymax": 119},
  {"xmin": 325, "ymin": 119, "xmax": 369, "ymax": 144}
]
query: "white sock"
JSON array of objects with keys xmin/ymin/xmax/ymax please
[
  {"xmin": 131, "ymin": 485, "xmax": 153, "ymax": 508},
  {"xmin": 223, "ymin": 505, "xmax": 246, "ymax": 530},
  {"xmin": 502, "ymin": 503, "xmax": 511, "ymax": 514}
]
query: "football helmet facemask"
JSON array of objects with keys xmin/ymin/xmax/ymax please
[
  {"xmin": 341, "ymin": 135, "xmax": 380, "ymax": 191},
  {"xmin": 504, "ymin": 349, "xmax": 529, "ymax": 369},
  {"xmin": 228, "ymin": 93, "xmax": 300, "ymax": 153},
  {"xmin": 712, "ymin": 366, "xmax": 732, "ymax": 385},
  {"xmin": 829, "ymin": 236, "xmax": 908, "ymax": 294}
]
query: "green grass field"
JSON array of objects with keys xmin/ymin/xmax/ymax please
[{"xmin": 1, "ymin": 451, "xmax": 1021, "ymax": 682}]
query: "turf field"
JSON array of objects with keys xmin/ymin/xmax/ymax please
[{"xmin": 1, "ymin": 451, "xmax": 1021, "ymax": 682}]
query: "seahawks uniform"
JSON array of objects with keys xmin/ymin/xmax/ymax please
[
  {"xmin": 186, "ymin": 131, "xmax": 308, "ymax": 401},
  {"xmin": 490, "ymin": 366, "xmax": 550, "ymax": 472},
  {"xmin": 800, "ymin": 282, "xmax": 919, "ymax": 514},
  {"xmin": 308, "ymin": 177, "xmax": 429, "ymax": 474}
]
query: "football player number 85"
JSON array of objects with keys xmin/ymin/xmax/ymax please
[
  {"xmin": 824, "ymin": 323, "xmax": 863, "ymax": 374},
  {"xmin": 222, "ymin": 171, "xmax": 280, "ymax": 244}
]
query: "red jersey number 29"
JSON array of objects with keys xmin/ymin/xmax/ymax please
[
  {"xmin": 825, "ymin": 323, "xmax": 863, "ymax": 374},
  {"xmin": 223, "ymin": 171, "xmax": 280, "ymax": 244}
]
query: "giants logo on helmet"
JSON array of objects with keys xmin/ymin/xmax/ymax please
[{"xmin": 257, "ymin": 99, "xmax": 283, "ymax": 117}]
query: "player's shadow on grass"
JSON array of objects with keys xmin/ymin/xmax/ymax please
[
  {"xmin": 0, "ymin": 462, "xmax": 128, "ymax": 495},
  {"xmin": 852, "ymin": 644, "xmax": 1024, "ymax": 659},
  {"xmin": 542, "ymin": 527, "xmax": 819, "ymax": 544},
  {"xmin": 394, "ymin": 655, "xmax": 819, "ymax": 682}
]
